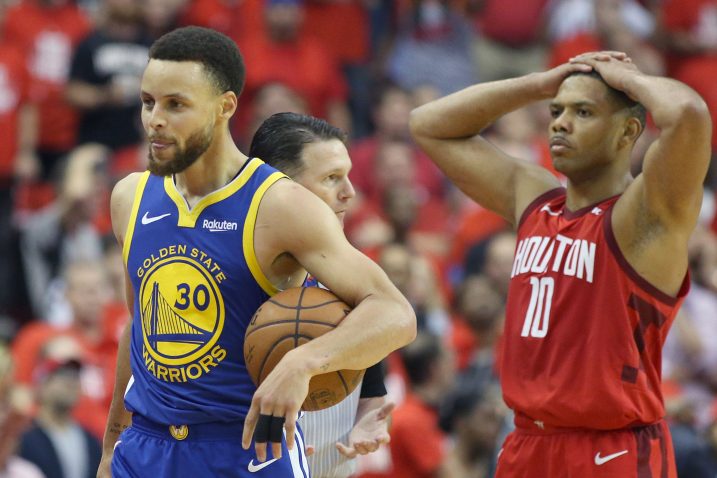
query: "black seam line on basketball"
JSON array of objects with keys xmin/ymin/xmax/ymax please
[
  {"xmin": 295, "ymin": 288, "xmax": 307, "ymax": 348},
  {"xmin": 258, "ymin": 334, "xmax": 324, "ymax": 382},
  {"xmin": 337, "ymin": 370, "xmax": 349, "ymax": 394},
  {"xmin": 245, "ymin": 319, "xmax": 339, "ymax": 338},
  {"xmin": 266, "ymin": 299, "xmax": 344, "ymax": 310}
]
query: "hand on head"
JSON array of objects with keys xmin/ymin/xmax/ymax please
[
  {"xmin": 535, "ymin": 61, "xmax": 593, "ymax": 98},
  {"xmin": 569, "ymin": 51, "xmax": 642, "ymax": 93},
  {"xmin": 569, "ymin": 51, "xmax": 630, "ymax": 63}
]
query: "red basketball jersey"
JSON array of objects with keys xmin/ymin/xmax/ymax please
[{"xmin": 501, "ymin": 188, "xmax": 689, "ymax": 430}]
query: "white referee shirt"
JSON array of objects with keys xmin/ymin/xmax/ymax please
[{"xmin": 298, "ymin": 383, "xmax": 362, "ymax": 478}]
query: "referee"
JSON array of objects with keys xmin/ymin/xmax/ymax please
[{"xmin": 249, "ymin": 112, "xmax": 395, "ymax": 477}]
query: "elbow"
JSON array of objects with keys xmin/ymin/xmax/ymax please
[
  {"xmin": 654, "ymin": 95, "xmax": 712, "ymax": 134},
  {"xmin": 690, "ymin": 99, "xmax": 712, "ymax": 131},
  {"xmin": 397, "ymin": 300, "xmax": 418, "ymax": 348},
  {"xmin": 674, "ymin": 96, "xmax": 711, "ymax": 130},
  {"xmin": 680, "ymin": 96, "xmax": 710, "ymax": 121}
]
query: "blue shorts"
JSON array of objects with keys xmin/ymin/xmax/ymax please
[{"xmin": 112, "ymin": 415, "xmax": 310, "ymax": 477}]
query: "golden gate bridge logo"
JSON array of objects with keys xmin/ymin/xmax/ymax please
[
  {"xmin": 143, "ymin": 282, "xmax": 211, "ymax": 350},
  {"xmin": 139, "ymin": 256, "xmax": 225, "ymax": 366}
]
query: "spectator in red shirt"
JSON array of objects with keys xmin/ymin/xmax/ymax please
[
  {"xmin": 547, "ymin": 0, "xmax": 663, "ymax": 76},
  {"xmin": 238, "ymin": 0, "xmax": 350, "ymax": 137},
  {"xmin": 389, "ymin": 332, "xmax": 454, "ymax": 478},
  {"xmin": 241, "ymin": 82, "xmax": 309, "ymax": 149},
  {"xmin": 178, "ymin": 0, "xmax": 264, "ymax": 47},
  {"xmin": 468, "ymin": 0, "xmax": 550, "ymax": 82},
  {"xmin": 3, "ymin": 0, "xmax": 91, "ymax": 178},
  {"xmin": 656, "ymin": 0, "xmax": 717, "ymax": 146},
  {"xmin": 349, "ymin": 84, "xmax": 445, "ymax": 206},
  {"xmin": 11, "ymin": 260, "xmax": 117, "ymax": 440},
  {"xmin": 0, "ymin": 0, "xmax": 40, "ymax": 321},
  {"xmin": 303, "ymin": 0, "xmax": 372, "ymax": 136},
  {"xmin": 346, "ymin": 140, "xmax": 451, "ymax": 261}
]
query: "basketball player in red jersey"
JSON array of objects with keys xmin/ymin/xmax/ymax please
[{"xmin": 410, "ymin": 51, "xmax": 712, "ymax": 477}]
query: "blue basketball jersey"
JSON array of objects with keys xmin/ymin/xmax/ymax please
[{"xmin": 122, "ymin": 158, "xmax": 287, "ymax": 425}]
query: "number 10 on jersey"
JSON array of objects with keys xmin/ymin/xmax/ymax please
[{"xmin": 521, "ymin": 277, "xmax": 554, "ymax": 338}]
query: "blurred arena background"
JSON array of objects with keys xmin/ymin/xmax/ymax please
[{"xmin": 1, "ymin": 0, "xmax": 717, "ymax": 476}]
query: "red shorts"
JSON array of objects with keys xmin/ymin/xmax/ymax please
[{"xmin": 495, "ymin": 419, "xmax": 676, "ymax": 478}]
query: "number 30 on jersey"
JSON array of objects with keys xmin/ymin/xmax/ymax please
[{"xmin": 521, "ymin": 277, "xmax": 554, "ymax": 338}]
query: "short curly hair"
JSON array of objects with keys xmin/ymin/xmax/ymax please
[{"xmin": 149, "ymin": 26, "xmax": 245, "ymax": 97}]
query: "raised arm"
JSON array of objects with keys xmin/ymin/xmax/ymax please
[
  {"xmin": 623, "ymin": 74, "xmax": 709, "ymax": 228},
  {"xmin": 409, "ymin": 63, "xmax": 593, "ymax": 224},
  {"xmin": 242, "ymin": 180, "xmax": 416, "ymax": 460}
]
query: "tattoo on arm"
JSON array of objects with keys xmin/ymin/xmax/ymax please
[{"xmin": 109, "ymin": 422, "xmax": 129, "ymax": 435}]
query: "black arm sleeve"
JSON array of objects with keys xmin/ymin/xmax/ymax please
[{"xmin": 359, "ymin": 360, "xmax": 387, "ymax": 398}]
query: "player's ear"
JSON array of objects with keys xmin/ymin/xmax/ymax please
[
  {"xmin": 219, "ymin": 91, "xmax": 237, "ymax": 120},
  {"xmin": 618, "ymin": 117, "xmax": 642, "ymax": 149}
]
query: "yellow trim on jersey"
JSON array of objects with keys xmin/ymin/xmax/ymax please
[
  {"xmin": 164, "ymin": 158, "xmax": 263, "ymax": 228},
  {"xmin": 243, "ymin": 171, "xmax": 288, "ymax": 296},
  {"xmin": 122, "ymin": 171, "xmax": 151, "ymax": 264}
]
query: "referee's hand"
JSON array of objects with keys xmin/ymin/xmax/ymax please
[
  {"xmin": 337, "ymin": 401, "xmax": 395, "ymax": 458},
  {"xmin": 242, "ymin": 352, "xmax": 311, "ymax": 462}
]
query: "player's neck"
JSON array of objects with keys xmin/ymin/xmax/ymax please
[
  {"xmin": 174, "ymin": 135, "xmax": 247, "ymax": 204},
  {"xmin": 565, "ymin": 169, "xmax": 632, "ymax": 212}
]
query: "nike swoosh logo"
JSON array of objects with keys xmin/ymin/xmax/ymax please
[
  {"xmin": 594, "ymin": 450, "xmax": 628, "ymax": 465},
  {"xmin": 247, "ymin": 458, "xmax": 279, "ymax": 472},
  {"xmin": 141, "ymin": 212, "xmax": 171, "ymax": 225}
]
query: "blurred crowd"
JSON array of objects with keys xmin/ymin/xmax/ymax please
[{"xmin": 0, "ymin": 0, "xmax": 717, "ymax": 477}]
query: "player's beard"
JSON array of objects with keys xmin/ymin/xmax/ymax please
[{"xmin": 147, "ymin": 123, "xmax": 214, "ymax": 177}]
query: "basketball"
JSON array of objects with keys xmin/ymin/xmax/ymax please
[{"xmin": 244, "ymin": 287, "xmax": 365, "ymax": 411}]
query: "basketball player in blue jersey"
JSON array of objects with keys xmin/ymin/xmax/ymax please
[
  {"xmin": 249, "ymin": 112, "xmax": 395, "ymax": 478},
  {"xmin": 97, "ymin": 27, "xmax": 416, "ymax": 478}
]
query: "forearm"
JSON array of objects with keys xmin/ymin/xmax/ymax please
[
  {"xmin": 102, "ymin": 323, "xmax": 133, "ymax": 455},
  {"xmin": 288, "ymin": 296, "xmax": 415, "ymax": 376},
  {"xmin": 409, "ymin": 74, "xmax": 549, "ymax": 140},
  {"xmin": 622, "ymin": 74, "xmax": 709, "ymax": 129}
]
